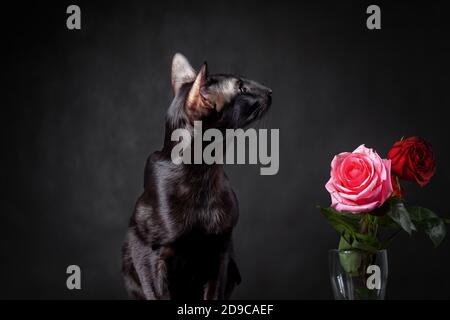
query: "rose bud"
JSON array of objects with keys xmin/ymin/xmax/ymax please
[{"xmin": 387, "ymin": 137, "xmax": 436, "ymax": 186}]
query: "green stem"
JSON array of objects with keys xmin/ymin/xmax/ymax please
[
  {"xmin": 360, "ymin": 214, "xmax": 369, "ymax": 234},
  {"xmin": 360, "ymin": 213, "xmax": 379, "ymax": 238}
]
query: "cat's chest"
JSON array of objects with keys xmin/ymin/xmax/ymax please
[
  {"xmin": 169, "ymin": 185, "xmax": 238, "ymax": 234},
  {"xmin": 184, "ymin": 195, "xmax": 237, "ymax": 234}
]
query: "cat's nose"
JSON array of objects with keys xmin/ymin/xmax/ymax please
[{"xmin": 267, "ymin": 88, "xmax": 272, "ymax": 96}]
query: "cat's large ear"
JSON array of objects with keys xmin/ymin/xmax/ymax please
[
  {"xmin": 186, "ymin": 63, "xmax": 213, "ymax": 119},
  {"xmin": 171, "ymin": 53, "xmax": 196, "ymax": 96}
]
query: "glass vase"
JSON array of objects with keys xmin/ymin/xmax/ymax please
[{"xmin": 329, "ymin": 249, "xmax": 388, "ymax": 300}]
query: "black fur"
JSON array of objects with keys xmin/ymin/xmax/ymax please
[{"xmin": 122, "ymin": 56, "xmax": 272, "ymax": 300}]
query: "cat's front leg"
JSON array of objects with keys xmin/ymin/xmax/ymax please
[
  {"xmin": 204, "ymin": 252, "xmax": 229, "ymax": 300},
  {"xmin": 144, "ymin": 246, "xmax": 173, "ymax": 300}
]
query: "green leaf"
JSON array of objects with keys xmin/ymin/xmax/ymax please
[
  {"xmin": 352, "ymin": 233, "xmax": 381, "ymax": 253},
  {"xmin": 408, "ymin": 206, "xmax": 447, "ymax": 248},
  {"xmin": 375, "ymin": 214, "xmax": 401, "ymax": 229},
  {"xmin": 338, "ymin": 212, "xmax": 362, "ymax": 223},
  {"xmin": 338, "ymin": 237, "xmax": 361, "ymax": 275},
  {"xmin": 319, "ymin": 207, "xmax": 381, "ymax": 252},
  {"xmin": 319, "ymin": 207, "xmax": 360, "ymax": 244},
  {"xmin": 387, "ymin": 198, "xmax": 416, "ymax": 235}
]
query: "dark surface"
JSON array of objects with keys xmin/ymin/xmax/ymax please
[{"xmin": 3, "ymin": 0, "xmax": 450, "ymax": 299}]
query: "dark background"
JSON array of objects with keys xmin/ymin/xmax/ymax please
[{"xmin": 3, "ymin": 0, "xmax": 450, "ymax": 299}]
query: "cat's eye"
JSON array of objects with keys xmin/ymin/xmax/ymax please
[{"xmin": 238, "ymin": 80, "xmax": 247, "ymax": 93}]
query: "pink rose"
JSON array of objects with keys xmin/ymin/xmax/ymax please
[{"xmin": 325, "ymin": 145, "xmax": 393, "ymax": 214}]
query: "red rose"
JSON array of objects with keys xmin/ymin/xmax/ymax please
[{"xmin": 387, "ymin": 137, "xmax": 436, "ymax": 186}]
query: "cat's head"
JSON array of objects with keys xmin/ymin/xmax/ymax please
[{"xmin": 168, "ymin": 53, "xmax": 272, "ymax": 131}]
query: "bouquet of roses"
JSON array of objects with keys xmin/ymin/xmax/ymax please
[{"xmin": 320, "ymin": 137, "xmax": 449, "ymax": 258}]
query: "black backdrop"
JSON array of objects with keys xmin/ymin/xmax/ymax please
[{"xmin": 3, "ymin": 0, "xmax": 450, "ymax": 299}]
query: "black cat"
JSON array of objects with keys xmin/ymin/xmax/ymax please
[{"xmin": 122, "ymin": 53, "xmax": 272, "ymax": 300}]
